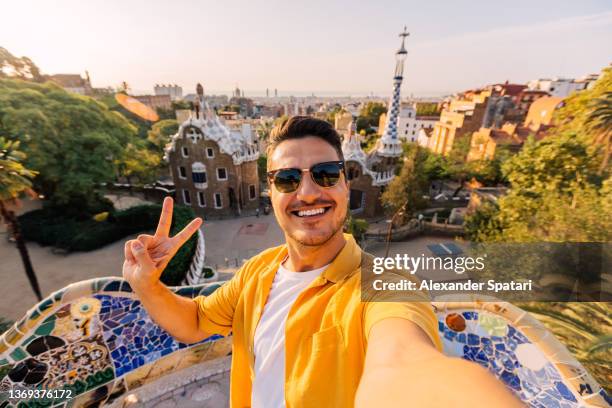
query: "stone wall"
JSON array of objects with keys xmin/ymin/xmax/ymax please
[{"xmin": 110, "ymin": 356, "xmax": 231, "ymax": 408}]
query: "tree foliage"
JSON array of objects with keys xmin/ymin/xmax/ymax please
[
  {"xmin": 0, "ymin": 79, "xmax": 141, "ymax": 210},
  {"xmin": 357, "ymin": 102, "xmax": 386, "ymax": 133},
  {"xmin": 555, "ymin": 67, "xmax": 612, "ymax": 172},
  {"xmin": 381, "ymin": 145, "xmax": 428, "ymax": 220},
  {"xmin": 466, "ymin": 111, "xmax": 611, "ymax": 243},
  {"xmin": 147, "ymin": 119, "xmax": 178, "ymax": 150}
]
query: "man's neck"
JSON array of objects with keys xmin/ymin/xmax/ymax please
[{"xmin": 283, "ymin": 231, "xmax": 346, "ymax": 272}]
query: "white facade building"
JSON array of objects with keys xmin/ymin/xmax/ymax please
[
  {"xmin": 397, "ymin": 103, "xmax": 438, "ymax": 142},
  {"xmin": 527, "ymin": 78, "xmax": 588, "ymax": 98},
  {"xmin": 154, "ymin": 84, "xmax": 183, "ymax": 100}
]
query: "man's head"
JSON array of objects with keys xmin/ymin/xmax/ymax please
[{"xmin": 267, "ymin": 116, "xmax": 349, "ymax": 247}]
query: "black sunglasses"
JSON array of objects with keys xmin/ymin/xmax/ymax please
[{"xmin": 267, "ymin": 161, "xmax": 345, "ymax": 193}]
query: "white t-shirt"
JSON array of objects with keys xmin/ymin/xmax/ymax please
[{"xmin": 251, "ymin": 261, "xmax": 328, "ymax": 408}]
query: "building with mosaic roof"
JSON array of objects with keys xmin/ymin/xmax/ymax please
[
  {"xmin": 165, "ymin": 83, "xmax": 260, "ymax": 218},
  {"xmin": 341, "ymin": 28, "xmax": 411, "ymax": 217}
]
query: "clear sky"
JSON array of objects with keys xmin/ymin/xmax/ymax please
[{"xmin": 2, "ymin": 0, "xmax": 611, "ymax": 96}]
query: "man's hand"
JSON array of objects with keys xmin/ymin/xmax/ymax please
[{"xmin": 123, "ymin": 196, "xmax": 202, "ymax": 291}]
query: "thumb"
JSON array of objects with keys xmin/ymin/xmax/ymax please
[{"xmin": 131, "ymin": 241, "xmax": 155, "ymax": 270}]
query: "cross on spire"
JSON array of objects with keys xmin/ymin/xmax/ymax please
[{"xmin": 398, "ymin": 26, "xmax": 409, "ymax": 54}]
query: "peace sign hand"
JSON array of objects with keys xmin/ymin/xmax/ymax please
[{"xmin": 123, "ymin": 197, "xmax": 203, "ymax": 292}]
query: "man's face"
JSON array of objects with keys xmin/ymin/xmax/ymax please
[{"xmin": 268, "ymin": 136, "xmax": 348, "ymax": 246}]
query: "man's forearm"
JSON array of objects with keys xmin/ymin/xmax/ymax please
[
  {"xmin": 132, "ymin": 281, "xmax": 209, "ymax": 344},
  {"xmin": 356, "ymin": 356, "xmax": 524, "ymax": 408}
]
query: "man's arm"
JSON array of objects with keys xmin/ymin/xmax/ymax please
[
  {"xmin": 355, "ymin": 318, "xmax": 524, "ymax": 408},
  {"xmin": 122, "ymin": 197, "xmax": 212, "ymax": 344},
  {"xmin": 128, "ymin": 268, "xmax": 210, "ymax": 344}
]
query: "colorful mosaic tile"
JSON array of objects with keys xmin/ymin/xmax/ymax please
[
  {"xmin": 434, "ymin": 300, "xmax": 611, "ymax": 407},
  {"xmin": 0, "ymin": 278, "xmax": 608, "ymax": 407},
  {"xmin": 0, "ymin": 279, "xmax": 228, "ymax": 408}
]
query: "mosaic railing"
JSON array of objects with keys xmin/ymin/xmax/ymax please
[
  {"xmin": 0, "ymin": 279, "xmax": 609, "ymax": 407},
  {"xmin": 434, "ymin": 298, "xmax": 610, "ymax": 407},
  {"xmin": 0, "ymin": 278, "xmax": 231, "ymax": 407},
  {"xmin": 182, "ymin": 229, "xmax": 208, "ymax": 285}
]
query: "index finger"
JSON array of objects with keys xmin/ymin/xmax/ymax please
[
  {"xmin": 171, "ymin": 217, "xmax": 203, "ymax": 249},
  {"xmin": 155, "ymin": 196, "xmax": 174, "ymax": 237}
]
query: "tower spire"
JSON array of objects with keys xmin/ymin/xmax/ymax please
[{"xmin": 377, "ymin": 27, "xmax": 409, "ymax": 158}]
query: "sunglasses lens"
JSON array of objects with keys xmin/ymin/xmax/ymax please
[
  {"xmin": 311, "ymin": 162, "xmax": 342, "ymax": 188},
  {"xmin": 273, "ymin": 168, "xmax": 302, "ymax": 193}
]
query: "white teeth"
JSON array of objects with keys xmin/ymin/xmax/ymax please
[{"xmin": 297, "ymin": 208, "xmax": 325, "ymax": 217}]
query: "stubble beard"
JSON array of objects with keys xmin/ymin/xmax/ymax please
[{"xmin": 287, "ymin": 210, "xmax": 347, "ymax": 248}]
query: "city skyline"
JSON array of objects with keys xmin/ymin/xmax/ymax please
[{"xmin": 2, "ymin": 0, "xmax": 611, "ymax": 96}]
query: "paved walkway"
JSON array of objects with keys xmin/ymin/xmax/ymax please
[
  {"xmin": 1, "ymin": 199, "xmax": 467, "ymax": 322},
  {"xmin": 0, "ymin": 206, "xmax": 285, "ymax": 321}
]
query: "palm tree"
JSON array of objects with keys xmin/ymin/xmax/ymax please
[
  {"xmin": 0, "ymin": 137, "xmax": 42, "ymax": 300},
  {"xmin": 586, "ymin": 91, "xmax": 612, "ymax": 173}
]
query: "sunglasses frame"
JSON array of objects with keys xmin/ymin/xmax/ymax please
[{"xmin": 267, "ymin": 161, "xmax": 346, "ymax": 193}]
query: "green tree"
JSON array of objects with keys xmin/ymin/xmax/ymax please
[
  {"xmin": 357, "ymin": 102, "xmax": 387, "ymax": 132},
  {"xmin": 381, "ymin": 146, "xmax": 428, "ymax": 221},
  {"xmin": 257, "ymin": 155, "xmax": 268, "ymax": 182},
  {"xmin": 468, "ymin": 134, "xmax": 609, "ymax": 243},
  {"xmin": 256, "ymin": 119, "xmax": 274, "ymax": 142},
  {"xmin": 585, "ymin": 91, "xmax": 612, "ymax": 172},
  {"xmin": 0, "ymin": 137, "xmax": 42, "ymax": 300},
  {"xmin": 117, "ymin": 142, "xmax": 162, "ymax": 187},
  {"xmin": 555, "ymin": 68, "xmax": 612, "ymax": 173},
  {"xmin": 147, "ymin": 119, "xmax": 178, "ymax": 150},
  {"xmin": 344, "ymin": 213, "xmax": 369, "ymax": 244},
  {"xmin": 0, "ymin": 79, "xmax": 138, "ymax": 212},
  {"xmin": 415, "ymin": 102, "xmax": 441, "ymax": 117}
]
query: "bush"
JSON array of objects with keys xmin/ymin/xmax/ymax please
[{"xmin": 19, "ymin": 204, "xmax": 199, "ymax": 286}]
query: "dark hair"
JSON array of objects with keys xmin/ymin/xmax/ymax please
[{"xmin": 267, "ymin": 116, "xmax": 344, "ymax": 161}]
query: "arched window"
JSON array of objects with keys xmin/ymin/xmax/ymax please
[{"xmin": 192, "ymin": 162, "xmax": 207, "ymax": 189}]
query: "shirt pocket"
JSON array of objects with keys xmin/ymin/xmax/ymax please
[{"xmin": 312, "ymin": 325, "xmax": 344, "ymax": 354}]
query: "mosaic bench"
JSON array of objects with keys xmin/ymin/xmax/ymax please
[{"xmin": 0, "ymin": 278, "xmax": 609, "ymax": 407}]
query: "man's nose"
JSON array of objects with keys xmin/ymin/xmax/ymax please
[{"xmin": 295, "ymin": 171, "xmax": 321, "ymax": 203}]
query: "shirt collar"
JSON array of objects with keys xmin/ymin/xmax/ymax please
[
  {"xmin": 271, "ymin": 233, "xmax": 362, "ymax": 284},
  {"xmin": 322, "ymin": 233, "xmax": 362, "ymax": 283}
]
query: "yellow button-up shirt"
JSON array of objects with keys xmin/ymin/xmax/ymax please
[{"xmin": 194, "ymin": 234, "xmax": 441, "ymax": 407}]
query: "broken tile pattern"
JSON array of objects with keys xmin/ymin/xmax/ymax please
[{"xmin": 437, "ymin": 309, "xmax": 611, "ymax": 407}]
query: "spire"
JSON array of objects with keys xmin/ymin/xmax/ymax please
[{"xmin": 377, "ymin": 27, "xmax": 409, "ymax": 158}]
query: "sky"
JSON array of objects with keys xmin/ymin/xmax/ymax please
[{"xmin": 2, "ymin": 0, "xmax": 611, "ymax": 97}]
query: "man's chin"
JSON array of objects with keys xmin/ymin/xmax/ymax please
[{"xmin": 289, "ymin": 229, "xmax": 336, "ymax": 247}]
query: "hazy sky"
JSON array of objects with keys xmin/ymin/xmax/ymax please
[{"xmin": 2, "ymin": 0, "xmax": 611, "ymax": 96}]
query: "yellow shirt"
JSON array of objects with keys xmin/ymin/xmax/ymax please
[{"xmin": 193, "ymin": 234, "xmax": 442, "ymax": 408}]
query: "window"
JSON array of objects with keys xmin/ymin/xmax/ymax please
[
  {"xmin": 404, "ymin": 130, "xmax": 408, "ymax": 135},
  {"xmin": 249, "ymin": 184, "xmax": 256, "ymax": 200},
  {"xmin": 192, "ymin": 162, "xmax": 207, "ymax": 189},
  {"xmin": 217, "ymin": 167, "xmax": 228, "ymax": 180},
  {"xmin": 214, "ymin": 192, "xmax": 223, "ymax": 208},
  {"xmin": 183, "ymin": 189, "xmax": 191, "ymax": 205},
  {"xmin": 178, "ymin": 166, "xmax": 187, "ymax": 179},
  {"xmin": 206, "ymin": 147, "xmax": 214, "ymax": 158},
  {"xmin": 181, "ymin": 147, "xmax": 189, "ymax": 157},
  {"xmin": 197, "ymin": 191, "xmax": 206, "ymax": 207}
]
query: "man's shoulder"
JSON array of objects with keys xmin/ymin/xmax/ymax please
[{"xmin": 237, "ymin": 243, "xmax": 286, "ymax": 277}]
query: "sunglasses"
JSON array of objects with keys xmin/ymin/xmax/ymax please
[{"xmin": 267, "ymin": 161, "xmax": 345, "ymax": 193}]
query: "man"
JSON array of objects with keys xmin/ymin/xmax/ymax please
[{"xmin": 123, "ymin": 116, "xmax": 522, "ymax": 407}]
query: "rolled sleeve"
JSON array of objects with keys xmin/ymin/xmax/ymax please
[{"xmin": 193, "ymin": 264, "xmax": 246, "ymax": 336}]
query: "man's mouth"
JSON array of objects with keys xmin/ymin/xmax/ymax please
[{"xmin": 290, "ymin": 206, "xmax": 332, "ymax": 218}]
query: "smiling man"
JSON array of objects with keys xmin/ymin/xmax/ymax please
[{"xmin": 123, "ymin": 116, "xmax": 522, "ymax": 407}]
